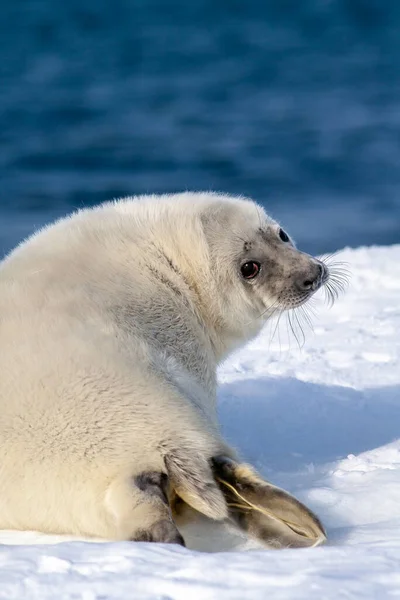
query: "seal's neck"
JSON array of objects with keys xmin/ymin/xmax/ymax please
[{"xmin": 139, "ymin": 216, "xmax": 264, "ymax": 366}]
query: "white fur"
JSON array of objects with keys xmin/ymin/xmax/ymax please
[{"xmin": 0, "ymin": 192, "xmax": 319, "ymax": 542}]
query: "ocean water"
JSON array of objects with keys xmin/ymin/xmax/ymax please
[{"xmin": 1, "ymin": 0, "xmax": 400, "ymax": 257}]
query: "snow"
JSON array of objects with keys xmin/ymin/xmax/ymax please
[{"xmin": 1, "ymin": 244, "xmax": 400, "ymax": 599}]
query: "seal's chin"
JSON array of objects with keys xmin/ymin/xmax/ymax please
[
  {"xmin": 269, "ymin": 287, "xmax": 322, "ymax": 314},
  {"xmin": 277, "ymin": 295, "xmax": 315, "ymax": 312}
]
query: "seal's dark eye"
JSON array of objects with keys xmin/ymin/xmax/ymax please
[
  {"xmin": 240, "ymin": 261, "xmax": 260, "ymax": 280},
  {"xmin": 279, "ymin": 228, "xmax": 289, "ymax": 242}
]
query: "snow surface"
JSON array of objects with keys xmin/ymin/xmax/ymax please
[{"xmin": 1, "ymin": 245, "xmax": 400, "ymax": 599}]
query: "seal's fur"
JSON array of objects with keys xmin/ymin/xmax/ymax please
[{"xmin": 0, "ymin": 193, "xmax": 327, "ymax": 547}]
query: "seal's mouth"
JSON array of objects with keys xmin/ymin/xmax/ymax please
[
  {"xmin": 281, "ymin": 256, "xmax": 349, "ymax": 311},
  {"xmin": 260, "ymin": 255, "xmax": 350, "ymax": 347}
]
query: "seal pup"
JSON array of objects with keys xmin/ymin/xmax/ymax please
[{"xmin": 0, "ymin": 192, "xmax": 339, "ymax": 548}]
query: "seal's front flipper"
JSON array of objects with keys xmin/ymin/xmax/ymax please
[
  {"xmin": 212, "ymin": 456, "xmax": 326, "ymax": 549},
  {"xmin": 164, "ymin": 450, "xmax": 228, "ymax": 522}
]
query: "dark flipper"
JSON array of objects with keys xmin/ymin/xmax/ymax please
[
  {"xmin": 164, "ymin": 451, "xmax": 228, "ymax": 521},
  {"xmin": 212, "ymin": 456, "xmax": 327, "ymax": 549},
  {"xmin": 133, "ymin": 518, "xmax": 185, "ymax": 546},
  {"xmin": 132, "ymin": 471, "xmax": 185, "ymax": 546}
]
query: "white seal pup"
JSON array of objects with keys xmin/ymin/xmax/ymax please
[{"xmin": 0, "ymin": 192, "xmax": 338, "ymax": 548}]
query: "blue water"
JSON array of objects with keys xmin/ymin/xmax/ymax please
[{"xmin": 1, "ymin": 0, "xmax": 400, "ymax": 257}]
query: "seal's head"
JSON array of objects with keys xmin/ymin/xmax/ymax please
[
  {"xmin": 111, "ymin": 192, "xmax": 346, "ymax": 356},
  {"xmin": 197, "ymin": 195, "xmax": 345, "ymax": 348}
]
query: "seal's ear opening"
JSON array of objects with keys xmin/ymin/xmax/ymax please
[{"xmin": 212, "ymin": 456, "xmax": 327, "ymax": 549}]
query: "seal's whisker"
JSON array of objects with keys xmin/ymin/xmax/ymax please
[
  {"xmin": 318, "ymin": 258, "xmax": 350, "ymax": 308},
  {"xmin": 298, "ymin": 305, "xmax": 314, "ymax": 332},
  {"xmin": 284, "ymin": 311, "xmax": 291, "ymax": 353},
  {"xmin": 288, "ymin": 312, "xmax": 299, "ymax": 349},
  {"xmin": 304, "ymin": 297, "xmax": 318, "ymax": 319},
  {"xmin": 285, "ymin": 312, "xmax": 293, "ymax": 352},
  {"xmin": 324, "ymin": 285, "xmax": 332, "ymax": 306},
  {"xmin": 327, "ymin": 261, "xmax": 351, "ymax": 270},
  {"xmin": 287, "ymin": 310, "xmax": 304, "ymax": 350},
  {"xmin": 329, "ymin": 270, "xmax": 351, "ymax": 281},
  {"xmin": 277, "ymin": 310, "xmax": 283, "ymax": 354},
  {"xmin": 329, "ymin": 279, "xmax": 348, "ymax": 294},
  {"xmin": 269, "ymin": 308, "xmax": 283, "ymax": 350},
  {"xmin": 331, "ymin": 272, "xmax": 351, "ymax": 284},
  {"xmin": 322, "ymin": 256, "xmax": 349, "ymax": 266},
  {"xmin": 318, "ymin": 250, "xmax": 348, "ymax": 265},
  {"xmin": 320, "ymin": 253, "xmax": 351, "ymax": 278},
  {"xmin": 319, "ymin": 254, "xmax": 333, "ymax": 265},
  {"xmin": 303, "ymin": 305, "xmax": 314, "ymax": 328},
  {"xmin": 325, "ymin": 265, "xmax": 351, "ymax": 279},
  {"xmin": 293, "ymin": 309, "xmax": 306, "ymax": 348},
  {"xmin": 328, "ymin": 280, "xmax": 339, "ymax": 297},
  {"xmin": 329, "ymin": 275, "xmax": 351, "ymax": 288},
  {"xmin": 328, "ymin": 266, "xmax": 351, "ymax": 279},
  {"xmin": 318, "ymin": 251, "xmax": 342, "ymax": 265},
  {"xmin": 328, "ymin": 271, "xmax": 349, "ymax": 292},
  {"xmin": 324, "ymin": 281, "xmax": 339, "ymax": 307}
]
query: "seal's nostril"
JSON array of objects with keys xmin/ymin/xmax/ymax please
[{"xmin": 296, "ymin": 261, "xmax": 326, "ymax": 292}]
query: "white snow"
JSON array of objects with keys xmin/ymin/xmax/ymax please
[{"xmin": 1, "ymin": 244, "xmax": 400, "ymax": 599}]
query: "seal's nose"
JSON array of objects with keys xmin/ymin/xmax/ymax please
[{"xmin": 296, "ymin": 262, "xmax": 325, "ymax": 292}]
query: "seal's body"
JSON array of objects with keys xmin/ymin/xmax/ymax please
[{"xmin": 0, "ymin": 193, "xmax": 329, "ymax": 548}]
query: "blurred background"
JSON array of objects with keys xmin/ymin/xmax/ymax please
[{"xmin": 1, "ymin": 0, "xmax": 400, "ymax": 257}]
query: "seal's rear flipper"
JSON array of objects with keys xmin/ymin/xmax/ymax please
[{"xmin": 212, "ymin": 456, "xmax": 327, "ymax": 549}]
